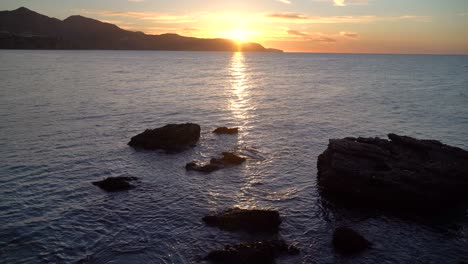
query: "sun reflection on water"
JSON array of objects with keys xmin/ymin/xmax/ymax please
[
  {"xmin": 228, "ymin": 52, "xmax": 255, "ymax": 125},
  {"xmin": 228, "ymin": 52, "xmax": 261, "ymax": 209}
]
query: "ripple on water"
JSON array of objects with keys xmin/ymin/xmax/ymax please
[{"xmin": 0, "ymin": 51, "xmax": 467, "ymax": 263}]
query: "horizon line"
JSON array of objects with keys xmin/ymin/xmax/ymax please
[{"xmin": 1, "ymin": 48, "xmax": 467, "ymax": 56}]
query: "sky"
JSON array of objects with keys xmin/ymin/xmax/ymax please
[{"xmin": 1, "ymin": 0, "xmax": 468, "ymax": 54}]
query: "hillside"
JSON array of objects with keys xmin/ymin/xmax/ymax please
[{"xmin": 0, "ymin": 7, "xmax": 282, "ymax": 52}]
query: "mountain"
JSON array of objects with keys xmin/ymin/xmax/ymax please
[{"xmin": 0, "ymin": 7, "xmax": 282, "ymax": 52}]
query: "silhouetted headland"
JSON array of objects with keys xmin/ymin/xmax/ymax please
[{"xmin": 0, "ymin": 7, "xmax": 283, "ymax": 52}]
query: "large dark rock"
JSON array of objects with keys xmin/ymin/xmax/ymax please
[
  {"xmin": 317, "ymin": 133, "xmax": 468, "ymax": 211},
  {"xmin": 203, "ymin": 208, "xmax": 281, "ymax": 233},
  {"xmin": 213, "ymin": 127, "xmax": 239, "ymax": 135},
  {"xmin": 204, "ymin": 240, "xmax": 299, "ymax": 264},
  {"xmin": 186, "ymin": 152, "xmax": 246, "ymax": 173},
  {"xmin": 332, "ymin": 227, "xmax": 370, "ymax": 255},
  {"xmin": 128, "ymin": 123, "xmax": 200, "ymax": 151},
  {"xmin": 92, "ymin": 176, "xmax": 138, "ymax": 192}
]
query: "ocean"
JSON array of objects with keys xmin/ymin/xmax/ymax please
[{"xmin": 0, "ymin": 50, "xmax": 467, "ymax": 263}]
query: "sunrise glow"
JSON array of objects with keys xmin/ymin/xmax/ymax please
[
  {"xmin": 1, "ymin": 0, "xmax": 467, "ymax": 54},
  {"xmin": 225, "ymin": 29, "xmax": 251, "ymax": 43}
]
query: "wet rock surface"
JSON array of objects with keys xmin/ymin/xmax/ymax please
[
  {"xmin": 204, "ymin": 239, "xmax": 299, "ymax": 264},
  {"xmin": 203, "ymin": 208, "xmax": 281, "ymax": 233},
  {"xmin": 185, "ymin": 162, "xmax": 221, "ymax": 173},
  {"xmin": 317, "ymin": 133, "xmax": 468, "ymax": 211},
  {"xmin": 128, "ymin": 123, "xmax": 200, "ymax": 151},
  {"xmin": 213, "ymin": 127, "xmax": 239, "ymax": 135},
  {"xmin": 92, "ymin": 176, "xmax": 138, "ymax": 192},
  {"xmin": 332, "ymin": 227, "xmax": 371, "ymax": 255},
  {"xmin": 186, "ymin": 152, "xmax": 246, "ymax": 173},
  {"xmin": 212, "ymin": 152, "xmax": 246, "ymax": 165}
]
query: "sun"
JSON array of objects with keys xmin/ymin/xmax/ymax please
[{"xmin": 226, "ymin": 29, "xmax": 251, "ymax": 43}]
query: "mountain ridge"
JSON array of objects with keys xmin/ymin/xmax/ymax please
[{"xmin": 0, "ymin": 7, "xmax": 283, "ymax": 52}]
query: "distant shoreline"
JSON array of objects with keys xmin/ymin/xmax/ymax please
[{"xmin": 1, "ymin": 48, "xmax": 467, "ymax": 56}]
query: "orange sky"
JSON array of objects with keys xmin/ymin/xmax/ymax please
[{"xmin": 2, "ymin": 0, "xmax": 468, "ymax": 54}]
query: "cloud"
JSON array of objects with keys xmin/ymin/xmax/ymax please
[
  {"xmin": 287, "ymin": 30, "xmax": 336, "ymax": 42},
  {"xmin": 315, "ymin": 36, "xmax": 336, "ymax": 42},
  {"xmin": 265, "ymin": 12, "xmax": 430, "ymax": 23},
  {"xmin": 267, "ymin": 13, "xmax": 309, "ymax": 20},
  {"xmin": 182, "ymin": 27, "xmax": 198, "ymax": 31},
  {"xmin": 333, "ymin": 0, "xmax": 369, "ymax": 6},
  {"xmin": 277, "ymin": 0, "xmax": 292, "ymax": 4},
  {"xmin": 128, "ymin": 0, "xmax": 144, "ymax": 2},
  {"xmin": 81, "ymin": 9, "xmax": 429, "ymax": 25},
  {"xmin": 340, "ymin": 31, "xmax": 359, "ymax": 38},
  {"xmin": 80, "ymin": 10, "xmax": 199, "ymax": 23},
  {"xmin": 333, "ymin": 0, "xmax": 345, "ymax": 6},
  {"xmin": 81, "ymin": 10, "xmax": 158, "ymax": 18},
  {"xmin": 138, "ymin": 27, "xmax": 199, "ymax": 35},
  {"xmin": 287, "ymin": 30, "xmax": 309, "ymax": 36},
  {"xmin": 287, "ymin": 29, "xmax": 363, "ymax": 42}
]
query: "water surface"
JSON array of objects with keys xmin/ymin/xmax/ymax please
[{"xmin": 0, "ymin": 50, "xmax": 467, "ymax": 263}]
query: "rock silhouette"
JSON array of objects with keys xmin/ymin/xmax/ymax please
[
  {"xmin": 204, "ymin": 239, "xmax": 299, "ymax": 264},
  {"xmin": 212, "ymin": 152, "xmax": 246, "ymax": 165},
  {"xmin": 128, "ymin": 123, "xmax": 200, "ymax": 151},
  {"xmin": 186, "ymin": 152, "xmax": 246, "ymax": 173},
  {"xmin": 92, "ymin": 176, "xmax": 138, "ymax": 192},
  {"xmin": 332, "ymin": 227, "xmax": 371, "ymax": 255},
  {"xmin": 317, "ymin": 133, "xmax": 468, "ymax": 211},
  {"xmin": 213, "ymin": 127, "xmax": 239, "ymax": 134},
  {"xmin": 185, "ymin": 162, "xmax": 220, "ymax": 173},
  {"xmin": 203, "ymin": 208, "xmax": 281, "ymax": 233}
]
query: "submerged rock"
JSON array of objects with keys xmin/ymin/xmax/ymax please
[
  {"xmin": 202, "ymin": 208, "xmax": 281, "ymax": 233},
  {"xmin": 317, "ymin": 133, "xmax": 468, "ymax": 211},
  {"xmin": 186, "ymin": 152, "xmax": 246, "ymax": 173},
  {"xmin": 185, "ymin": 161, "xmax": 221, "ymax": 173},
  {"xmin": 332, "ymin": 227, "xmax": 371, "ymax": 255},
  {"xmin": 213, "ymin": 127, "xmax": 239, "ymax": 135},
  {"xmin": 212, "ymin": 152, "xmax": 246, "ymax": 165},
  {"xmin": 128, "ymin": 123, "xmax": 200, "ymax": 151},
  {"xmin": 204, "ymin": 239, "xmax": 299, "ymax": 264},
  {"xmin": 92, "ymin": 176, "xmax": 138, "ymax": 192}
]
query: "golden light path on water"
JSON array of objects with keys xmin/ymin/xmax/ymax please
[
  {"xmin": 228, "ymin": 52, "xmax": 251, "ymax": 122},
  {"xmin": 228, "ymin": 52, "xmax": 260, "ymax": 209}
]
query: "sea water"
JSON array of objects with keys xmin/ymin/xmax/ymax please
[{"xmin": 0, "ymin": 50, "xmax": 467, "ymax": 263}]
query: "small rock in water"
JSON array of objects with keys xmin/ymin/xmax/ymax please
[
  {"xmin": 214, "ymin": 152, "xmax": 246, "ymax": 165},
  {"xmin": 332, "ymin": 227, "xmax": 371, "ymax": 255},
  {"xmin": 213, "ymin": 127, "xmax": 239, "ymax": 135},
  {"xmin": 185, "ymin": 161, "xmax": 221, "ymax": 173},
  {"xmin": 128, "ymin": 123, "xmax": 200, "ymax": 151},
  {"xmin": 92, "ymin": 176, "xmax": 138, "ymax": 192},
  {"xmin": 186, "ymin": 152, "xmax": 246, "ymax": 173},
  {"xmin": 202, "ymin": 207, "xmax": 281, "ymax": 233},
  {"xmin": 204, "ymin": 239, "xmax": 299, "ymax": 264}
]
